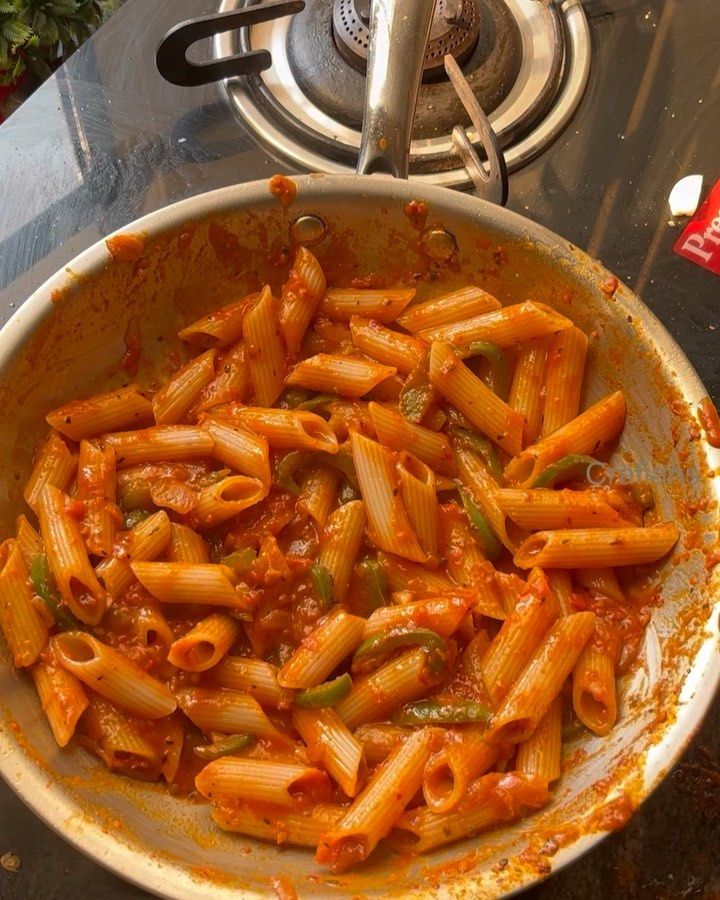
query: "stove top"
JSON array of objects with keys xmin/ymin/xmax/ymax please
[{"xmin": 0, "ymin": 0, "xmax": 718, "ymax": 896}]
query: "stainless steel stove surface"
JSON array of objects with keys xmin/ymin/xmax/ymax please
[{"xmin": 0, "ymin": 0, "xmax": 719, "ymax": 897}]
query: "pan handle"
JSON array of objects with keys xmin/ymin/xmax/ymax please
[{"xmin": 356, "ymin": 0, "xmax": 436, "ymax": 179}]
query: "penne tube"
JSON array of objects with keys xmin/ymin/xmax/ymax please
[
  {"xmin": 95, "ymin": 510, "xmax": 171, "ymax": 599},
  {"xmin": 243, "ymin": 285, "xmax": 286, "ymax": 406},
  {"xmin": 504, "ymin": 391, "xmax": 626, "ymax": 486},
  {"xmin": 362, "ymin": 594, "xmax": 473, "ymax": 639},
  {"xmin": 486, "ymin": 611, "xmax": 596, "ymax": 744},
  {"xmin": 76, "ymin": 440, "xmax": 119, "ymax": 557},
  {"xmin": 455, "ymin": 446, "xmax": 521, "ymax": 552},
  {"xmin": 221, "ymin": 407, "xmax": 339, "ymax": 454},
  {"xmin": 513, "ymin": 523, "xmax": 679, "ymax": 568},
  {"xmin": 79, "ymin": 695, "xmax": 163, "ymax": 780},
  {"xmin": 350, "ymin": 432, "xmax": 426, "ymax": 563},
  {"xmin": 286, "ymin": 353, "xmax": 397, "ymax": 398},
  {"xmin": 38, "ymin": 486, "xmax": 108, "ymax": 625},
  {"xmin": 30, "ymin": 647, "xmax": 89, "ymax": 747},
  {"xmin": 575, "ymin": 567, "xmax": 624, "ymax": 603},
  {"xmin": 131, "ymin": 561, "xmax": 252, "ymax": 611},
  {"xmin": 336, "ymin": 648, "xmax": 434, "ymax": 729},
  {"xmin": 542, "ymin": 326, "xmax": 589, "ymax": 436},
  {"xmin": 195, "ymin": 758, "xmax": 329, "ymax": 806},
  {"xmin": 193, "ymin": 475, "xmax": 267, "ymax": 529},
  {"xmin": 167, "ymin": 613, "xmax": 242, "ymax": 671},
  {"xmin": 0, "ymin": 539, "xmax": 48, "ymax": 667},
  {"xmin": 572, "ymin": 642, "xmax": 617, "ymax": 736},
  {"xmin": 429, "ymin": 342, "xmax": 524, "ymax": 456},
  {"xmin": 422, "ymin": 728, "xmax": 498, "ymax": 813},
  {"xmin": 126, "ymin": 600, "xmax": 175, "ymax": 653},
  {"xmin": 178, "ymin": 294, "xmax": 256, "ymax": 348},
  {"xmin": 293, "ymin": 707, "xmax": 368, "ymax": 798},
  {"xmin": 159, "ymin": 714, "xmax": 185, "ymax": 784},
  {"xmin": 319, "ymin": 287, "xmax": 415, "ymax": 323},
  {"xmin": 176, "ymin": 688, "xmax": 282, "ymax": 739},
  {"xmin": 298, "ymin": 465, "xmax": 340, "ymax": 529},
  {"xmin": 397, "ymin": 452, "xmax": 438, "ymax": 562},
  {"xmin": 166, "ymin": 522, "xmax": 210, "ymax": 563},
  {"xmin": 547, "ymin": 569, "xmax": 574, "ymax": 616},
  {"xmin": 508, "ymin": 335, "xmax": 552, "ymax": 444},
  {"xmin": 388, "ymin": 772, "xmax": 549, "ymax": 853},
  {"xmin": 46, "ymin": 384, "xmax": 154, "ymax": 441},
  {"xmin": 104, "ymin": 426, "xmax": 215, "ymax": 468},
  {"xmin": 212, "ymin": 802, "xmax": 343, "ymax": 847},
  {"xmin": 315, "ymin": 727, "xmax": 435, "ymax": 872},
  {"xmin": 23, "ymin": 430, "xmax": 77, "ymax": 514},
  {"xmin": 192, "ymin": 340, "xmax": 249, "ymax": 414},
  {"xmin": 152, "ymin": 349, "xmax": 217, "ymax": 424},
  {"xmin": 516, "ymin": 696, "xmax": 563, "ymax": 786},
  {"xmin": 201, "ymin": 419, "xmax": 270, "ymax": 486},
  {"xmin": 209, "ymin": 656, "xmax": 291, "ymax": 708},
  {"xmin": 353, "ymin": 723, "xmax": 411, "ymax": 764},
  {"xmin": 278, "ymin": 608, "xmax": 365, "ymax": 689},
  {"xmin": 53, "ymin": 631, "xmax": 177, "ymax": 719},
  {"xmin": 496, "ymin": 488, "xmax": 631, "ymax": 530},
  {"xmin": 350, "ymin": 317, "xmax": 424, "ymax": 373},
  {"xmin": 368, "ymin": 402, "xmax": 455, "ymax": 475},
  {"xmin": 15, "ymin": 514, "xmax": 42, "ymax": 569},
  {"xmin": 481, "ymin": 572, "xmax": 560, "ymax": 705},
  {"xmin": 396, "ymin": 286, "xmax": 501, "ymax": 333},
  {"xmin": 419, "ymin": 300, "xmax": 573, "ymax": 347},
  {"xmin": 279, "ymin": 247, "xmax": 327, "ymax": 355},
  {"xmin": 378, "ymin": 551, "xmax": 455, "ymax": 593},
  {"xmin": 317, "ymin": 500, "xmax": 366, "ymax": 603}
]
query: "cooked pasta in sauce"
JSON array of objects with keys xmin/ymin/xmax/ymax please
[{"xmin": 0, "ymin": 244, "xmax": 680, "ymax": 873}]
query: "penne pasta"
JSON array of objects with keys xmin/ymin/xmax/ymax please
[
  {"xmin": 53, "ymin": 631, "xmax": 177, "ymax": 719},
  {"xmin": 279, "ymin": 247, "xmax": 327, "ymax": 355},
  {"xmin": 513, "ymin": 523, "xmax": 680, "ymax": 568},
  {"xmin": 298, "ymin": 465, "xmax": 340, "ymax": 529},
  {"xmin": 496, "ymin": 487, "xmax": 631, "ymax": 530},
  {"xmin": 319, "ymin": 287, "xmax": 415, "ymax": 323},
  {"xmin": 286, "ymin": 353, "xmax": 397, "ymax": 399},
  {"xmin": 176, "ymin": 688, "xmax": 282, "ymax": 739},
  {"xmin": 192, "ymin": 340, "xmax": 249, "ymax": 415},
  {"xmin": 38, "ymin": 486, "xmax": 108, "ymax": 625},
  {"xmin": 516, "ymin": 696, "xmax": 563, "ymax": 787},
  {"xmin": 293, "ymin": 706, "xmax": 367, "ymax": 797},
  {"xmin": 193, "ymin": 475, "xmax": 267, "ymax": 529},
  {"xmin": 504, "ymin": 390, "xmax": 626, "ymax": 486},
  {"xmin": 315, "ymin": 727, "xmax": 435, "ymax": 872},
  {"xmin": 212, "ymin": 802, "xmax": 343, "ymax": 847},
  {"xmin": 396, "ymin": 452, "xmax": 438, "ymax": 562},
  {"xmin": 23, "ymin": 429, "xmax": 77, "ymax": 514},
  {"xmin": 95, "ymin": 510, "xmax": 171, "ymax": 599},
  {"xmin": 317, "ymin": 500, "xmax": 366, "ymax": 603},
  {"xmin": 243, "ymin": 285, "xmax": 286, "ymax": 406},
  {"xmin": 542, "ymin": 326, "xmax": 589, "ymax": 436},
  {"xmin": 368, "ymin": 401, "xmax": 455, "ymax": 475},
  {"xmin": 575, "ymin": 566, "xmax": 624, "ymax": 603},
  {"xmin": 166, "ymin": 522, "xmax": 210, "ymax": 563},
  {"xmin": 152, "ymin": 349, "xmax": 217, "ymax": 424},
  {"xmin": 419, "ymin": 300, "xmax": 573, "ymax": 347},
  {"xmin": 454, "ymin": 446, "xmax": 521, "ymax": 552},
  {"xmin": 362, "ymin": 594, "xmax": 473, "ymax": 639},
  {"xmin": 47, "ymin": 384, "xmax": 154, "ymax": 441},
  {"xmin": 572, "ymin": 642, "xmax": 617, "ymax": 736},
  {"xmin": 429, "ymin": 342, "xmax": 524, "ymax": 456},
  {"xmin": 131, "ymin": 561, "xmax": 253, "ymax": 611},
  {"xmin": 353, "ymin": 723, "xmax": 411, "ymax": 764},
  {"xmin": 0, "ymin": 539, "xmax": 48, "ymax": 667},
  {"xmin": 167, "ymin": 613, "xmax": 242, "ymax": 671},
  {"xmin": 422, "ymin": 729, "xmax": 498, "ymax": 813},
  {"xmin": 30, "ymin": 647, "xmax": 89, "ymax": 747},
  {"xmin": 219, "ymin": 407, "xmax": 339, "ymax": 454},
  {"xmin": 196, "ymin": 758, "xmax": 329, "ymax": 806},
  {"xmin": 76, "ymin": 440, "xmax": 119, "ymax": 557},
  {"xmin": 350, "ymin": 432, "xmax": 426, "ymax": 563},
  {"xmin": 508, "ymin": 335, "xmax": 552, "ymax": 444},
  {"xmin": 15, "ymin": 514, "xmax": 42, "ymax": 570},
  {"xmin": 209, "ymin": 656, "xmax": 291, "ymax": 709},
  {"xmin": 396, "ymin": 286, "xmax": 501, "ymax": 333},
  {"xmin": 104, "ymin": 426, "xmax": 215, "ymax": 468},
  {"xmin": 278, "ymin": 608, "xmax": 365, "ymax": 689},
  {"xmin": 378, "ymin": 551, "xmax": 455, "ymax": 593},
  {"xmin": 202, "ymin": 419, "xmax": 270, "ymax": 486},
  {"xmin": 350, "ymin": 317, "xmax": 424, "ymax": 373},
  {"xmin": 178, "ymin": 293, "xmax": 257, "ymax": 348},
  {"xmin": 79, "ymin": 695, "xmax": 163, "ymax": 780},
  {"xmin": 486, "ymin": 611, "xmax": 596, "ymax": 744}
]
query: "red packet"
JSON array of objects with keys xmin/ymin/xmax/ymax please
[{"xmin": 674, "ymin": 178, "xmax": 720, "ymax": 275}]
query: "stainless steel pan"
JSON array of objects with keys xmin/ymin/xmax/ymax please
[{"xmin": 0, "ymin": 2, "xmax": 717, "ymax": 897}]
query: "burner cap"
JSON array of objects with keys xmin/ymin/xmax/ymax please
[{"xmin": 332, "ymin": 0, "xmax": 479, "ymax": 81}]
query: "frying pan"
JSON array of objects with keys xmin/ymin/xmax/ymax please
[{"xmin": 0, "ymin": 2, "xmax": 718, "ymax": 897}]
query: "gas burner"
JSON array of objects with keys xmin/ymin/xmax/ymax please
[{"xmin": 216, "ymin": 0, "xmax": 591, "ymax": 186}]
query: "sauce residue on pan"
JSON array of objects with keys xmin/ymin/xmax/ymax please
[
  {"xmin": 106, "ymin": 233, "xmax": 145, "ymax": 263},
  {"xmin": 269, "ymin": 174, "xmax": 298, "ymax": 208},
  {"xmin": 697, "ymin": 397, "xmax": 720, "ymax": 447},
  {"xmin": 403, "ymin": 200, "xmax": 429, "ymax": 232}
]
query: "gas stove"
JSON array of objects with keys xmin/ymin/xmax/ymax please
[{"xmin": 0, "ymin": 1, "xmax": 718, "ymax": 897}]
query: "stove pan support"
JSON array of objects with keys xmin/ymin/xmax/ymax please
[{"xmin": 156, "ymin": 0, "xmax": 304, "ymax": 87}]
